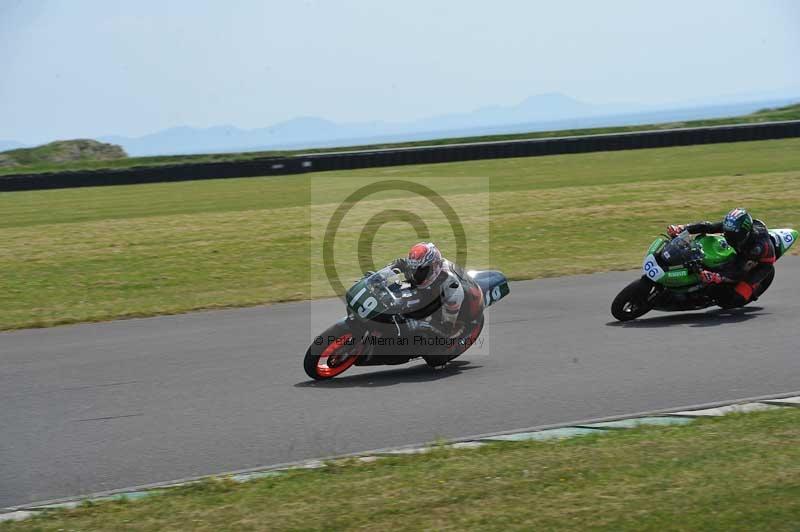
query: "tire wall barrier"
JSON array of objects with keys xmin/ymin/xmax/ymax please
[{"xmin": 2, "ymin": 121, "xmax": 799, "ymax": 192}]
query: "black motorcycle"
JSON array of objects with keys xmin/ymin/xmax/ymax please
[{"xmin": 304, "ymin": 266, "xmax": 509, "ymax": 379}]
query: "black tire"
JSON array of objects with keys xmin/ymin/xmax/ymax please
[
  {"xmin": 448, "ymin": 315, "xmax": 485, "ymax": 362},
  {"xmin": 753, "ymin": 268, "xmax": 775, "ymax": 300},
  {"xmin": 719, "ymin": 267, "xmax": 776, "ymax": 308},
  {"xmin": 424, "ymin": 315, "xmax": 485, "ymax": 367},
  {"xmin": 304, "ymin": 321, "xmax": 361, "ymax": 380},
  {"xmin": 611, "ymin": 278, "xmax": 655, "ymax": 321}
]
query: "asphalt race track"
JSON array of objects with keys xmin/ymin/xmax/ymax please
[{"xmin": 2, "ymin": 259, "xmax": 800, "ymax": 508}]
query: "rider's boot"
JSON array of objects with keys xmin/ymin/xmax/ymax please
[{"xmin": 423, "ymin": 354, "xmax": 451, "ymax": 369}]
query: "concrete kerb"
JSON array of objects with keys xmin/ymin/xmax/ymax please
[{"xmin": 3, "ymin": 390, "xmax": 799, "ymax": 523}]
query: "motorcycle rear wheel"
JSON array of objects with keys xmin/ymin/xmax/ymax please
[
  {"xmin": 423, "ymin": 315, "xmax": 485, "ymax": 367},
  {"xmin": 753, "ymin": 268, "xmax": 775, "ymax": 300}
]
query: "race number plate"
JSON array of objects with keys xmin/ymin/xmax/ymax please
[
  {"xmin": 483, "ymin": 281, "xmax": 510, "ymax": 307},
  {"xmin": 772, "ymin": 229, "xmax": 797, "ymax": 253},
  {"xmin": 642, "ymin": 254, "xmax": 665, "ymax": 281}
]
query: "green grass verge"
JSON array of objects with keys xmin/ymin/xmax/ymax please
[
  {"xmin": 2, "ymin": 138, "xmax": 800, "ymax": 331},
  {"xmin": 2, "ymin": 103, "xmax": 798, "ymax": 177},
  {"xmin": 4, "ymin": 408, "xmax": 799, "ymax": 531}
]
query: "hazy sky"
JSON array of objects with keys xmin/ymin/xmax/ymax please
[{"xmin": 1, "ymin": 0, "xmax": 798, "ymax": 144}]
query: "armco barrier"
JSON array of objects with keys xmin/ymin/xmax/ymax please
[{"xmin": 2, "ymin": 120, "xmax": 799, "ymax": 192}]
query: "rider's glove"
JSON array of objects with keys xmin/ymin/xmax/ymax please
[
  {"xmin": 446, "ymin": 322, "xmax": 468, "ymax": 350},
  {"xmin": 699, "ymin": 270, "xmax": 723, "ymax": 284},
  {"xmin": 404, "ymin": 318, "xmax": 439, "ymax": 335},
  {"xmin": 667, "ymin": 224, "xmax": 686, "ymax": 238},
  {"xmin": 392, "ymin": 258, "xmax": 408, "ymax": 273}
]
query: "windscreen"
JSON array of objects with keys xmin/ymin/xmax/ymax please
[
  {"xmin": 659, "ymin": 234, "xmax": 704, "ymax": 267},
  {"xmin": 363, "ymin": 266, "xmax": 403, "ymax": 312}
]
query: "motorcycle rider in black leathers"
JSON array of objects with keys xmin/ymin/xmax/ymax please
[
  {"xmin": 667, "ymin": 208, "xmax": 776, "ymax": 307},
  {"xmin": 386, "ymin": 242, "xmax": 482, "ymax": 367}
]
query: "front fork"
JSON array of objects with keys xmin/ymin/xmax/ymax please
[
  {"xmin": 346, "ymin": 316, "xmax": 378, "ymax": 365},
  {"xmin": 640, "ymin": 276, "xmax": 661, "ymax": 302}
]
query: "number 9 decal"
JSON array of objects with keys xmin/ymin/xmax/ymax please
[{"xmin": 358, "ymin": 296, "xmax": 378, "ymax": 318}]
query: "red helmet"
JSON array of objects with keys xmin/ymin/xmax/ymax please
[{"xmin": 405, "ymin": 242, "xmax": 443, "ymax": 288}]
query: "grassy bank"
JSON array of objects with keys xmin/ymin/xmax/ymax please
[
  {"xmin": 2, "ymin": 138, "xmax": 800, "ymax": 330},
  {"xmin": 0, "ymin": 140, "xmax": 126, "ymax": 170},
  {"xmin": 4, "ymin": 407, "xmax": 799, "ymax": 531},
  {"xmin": 1, "ymin": 103, "xmax": 798, "ymax": 177}
]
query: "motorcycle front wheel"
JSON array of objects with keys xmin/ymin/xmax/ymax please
[
  {"xmin": 304, "ymin": 322, "xmax": 364, "ymax": 380},
  {"xmin": 611, "ymin": 278, "xmax": 656, "ymax": 321}
]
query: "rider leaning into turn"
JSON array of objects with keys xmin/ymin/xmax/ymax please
[
  {"xmin": 666, "ymin": 208, "xmax": 776, "ymax": 307},
  {"xmin": 388, "ymin": 242, "xmax": 468, "ymax": 340}
]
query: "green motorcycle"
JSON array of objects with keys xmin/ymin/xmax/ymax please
[{"xmin": 611, "ymin": 227, "xmax": 797, "ymax": 321}]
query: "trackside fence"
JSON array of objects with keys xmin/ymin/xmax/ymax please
[{"xmin": 2, "ymin": 120, "xmax": 799, "ymax": 192}]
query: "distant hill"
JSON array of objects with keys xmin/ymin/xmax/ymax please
[
  {"xmin": 101, "ymin": 117, "xmax": 346, "ymax": 157},
  {"xmin": 2, "ymin": 102, "xmax": 799, "ymax": 176},
  {"xmin": 4, "ymin": 94, "xmax": 800, "ymax": 159},
  {"xmin": 0, "ymin": 139, "xmax": 126, "ymax": 168},
  {"xmin": 97, "ymin": 93, "xmax": 634, "ymax": 156},
  {"xmin": 95, "ymin": 94, "xmax": 800, "ymax": 157},
  {"xmin": 410, "ymin": 93, "xmax": 611, "ymax": 132}
]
